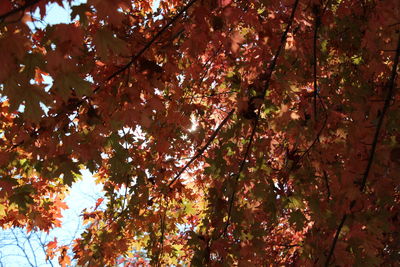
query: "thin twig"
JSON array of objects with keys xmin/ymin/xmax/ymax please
[
  {"xmin": 324, "ymin": 214, "xmax": 347, "ymax": 267},
  {"xmin": 186, "ymin": 42, "xmax": 226, "ymax": 104},
  {"xmin": 121, "ymin": 127, "xmax": 131, "ymax": 212},
  {"xmin": 35, "ymin": 232, "xmax": 55, "ymax": 267},
  {"xmin": 387, "ymin": 22, "xmax": 400, "ymax": 27},
  {"xmin": 223, "ymin": 118, "xmax": 258, "ymax": 235},
  {"xmin": 115, "ymin": 110, "xmax": 234, "ymax": 219},
  {"xmin": 155, "ymin": 198, "xmax": 169, "ymax": 267},
  {"xmin": 25, "ymin": 231, "xmax": 38, "ymax": 267},
  {"xmin": 9, "ymin": 0, "xmax": 198, "ymax": 151},
  {"xmin": 359, "ymin": 33, "xmax": 400, "ymax": 191},
  {"xmin": 167, "ymin": 109, "xmax": 235, "ymax": 188},
  {"xmin": 313, "ymin": 5, "xmax": 321, "ymax": 120},
  {"xmin": 93, "ymin": 0, "xmax": 198, "ymax": 94},
  {"xmin": 10, "ymin": 229, "xmax": 35, "ymax": 267},
  {"xmin": 323, "ymin": 170, "xmax": 331, "ymax": 200},
  {"xmin": 183, "ymin": 91, "xmax": 236, "ymax": 100},
  {"xmin": 298, "ymin": 94, "xmax": 328, "ymax": 162}
]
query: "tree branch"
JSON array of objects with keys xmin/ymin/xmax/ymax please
[
  {"xmin": 260, "ymin": 0, "xmax": 300, "ymax": 98},
  {"xmin": 324, "ymin": 32, "xmax": 400, "ymax": 267},
  {"xmin": 35, "ymin": 232, "xmax": 55, "ymax": 267},
  {"xmin": 93, "ymin": 0, "xmax": 198, "ymax": 94},
  {"xmin": 298, "ymin": 93, "xmax": 328, "ymax": 162},
  {"xmin": 324, "ymin": 214, "xmax": 347, "ymax": 267},
  {"xmin": 0, "ymin": 0, "xmax": 43, "ymax": 22},
  {"xmin": 167, "ymin": 109, "xmax": 235, "ymax": 188},
  {"xmin": 10, "ymin": 229, "xmax": 35, "ymax": 267},
  {"xmin": 223, "ymin": 118, "xmax": 259, "ymax": 235},
  {"xmin": 155, "ymin": 199, "xmax": 169, "ymax": 267},
  {"xmin": 223, "ymin": 0, "xmax": 300, "ymax": 236},
  {"xmin": 10, "ymin": 0, "xmax": 198, "ymax": 151},
  {"xmin": 359, "ymin": 33, "xmax": 400, "ymax": 192},
  {"xmin": 323, "ymin": 170, "xmax": 331, "ymax": 200},
  {"xmin": 313, "ymin": 5, "xmax": 321, "ymax": 120}
]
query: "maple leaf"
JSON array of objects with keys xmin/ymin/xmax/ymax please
[
  {"xmin": 9, "ymin": 184, "xmax": 35, "ymax": 211},
  {"xmin": 58, "ymin": 247, "xmax": 71, "ymax": 267},
  {"xmin": 52, "ymin": 72, "xmax": 92, "ymax": 101},
  {"xmin": 94, "ymin": 28, "xmax": 128, "ymax": 60},
  {"xmin": 1, "ymin": 0, "xmax": 400, "ymax": 266},
  {"xmin": 2, "ymin": 79, "xmax": 47, "ymax": 121},
  {"xmin": 288, "ymin": 209, "xmax": 306, "ymax": 231},
  {"xmin": 46, "ymin": 238, "xmax": 58, "ymax": 260},
  {"xmin": 71, "ymin": 4, "xmax": 92, "ymax": 26}
]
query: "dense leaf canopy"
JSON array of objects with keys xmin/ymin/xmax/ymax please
[{"xmin": 0, "ymin": 0, "xmax": 399, "ymax": 266}]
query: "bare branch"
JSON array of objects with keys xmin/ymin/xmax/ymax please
[
  {"xmin": 10, "ymin": 229, "xmax": 35, "ymax": 267},
  {"xmin": 34, "ymin": 232, "xmax": 55, "ymax": 267}
]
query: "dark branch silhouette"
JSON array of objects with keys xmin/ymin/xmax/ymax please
[
  {"xmin": 325, "ymin": 32, "xmax": 400, "ymax": 267},
  {"xmin": 0, "ymin": 0, "xmax": 43, "ymax": 22},
  {"xmin": 323, "ymin": 170, "xmax": 331, "ymax": 200},
  {"xmin": 223, "ymin": 0, "xmax": 300, "ymax": 236},
  {"xmin": 167, "ymin": 109, "xmax": 235, "ymax": 188},
  {"xmin": 10, "ymin": 0, "xmax": 199, "ymax": 151},
  {"xmin": 312, "ymin": 5, "xmax": 321, "ymax": 120},
  {"xmin": 94, "ymin": 0, "xmax": 199, "ymax": 93}
]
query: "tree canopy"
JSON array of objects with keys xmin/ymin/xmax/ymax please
[{"xmin": 0, "ymin": 0, "xmax": 399, "ymax": 266}]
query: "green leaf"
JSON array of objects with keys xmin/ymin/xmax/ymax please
[
  {"xmin": 10, "ymin": 185, "xmax": 35, "ymax": 211},
  {"xmin": 0, "ymin": 204, "xmax": 6, "ymax": 218},
  {"xmin": 94, "ymin": 28, "xmax": 128, "ymax": 60},
  {"xmin": 2, "ymin": 80, "xmax": 46, "ymax": 121},
  {"xmin": 62, "ymin": 169, "xmax": 82, "ymax": 186},
  {"xmin": 52, "ymin": 73, "xmax": 92, "ymax": 101},
  {"xmin": 51, "ymin": 156, "xmax": 82, "ymax": 186},
  {"xmin": 184, "ymin": 201, "xmax": 196, "ymax": 215},
  {"xmin": 22, "ymin": 53, "xmax": 46, "ymax": 78},
  {"xmin": 287, "ymin": 195, "xmax": 305, "ymax": 209}
]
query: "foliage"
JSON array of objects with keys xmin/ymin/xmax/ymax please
[{"xmin": 0, "ymin": 0, "xmax": 399, "ymax": 266}]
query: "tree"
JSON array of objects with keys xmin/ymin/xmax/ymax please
[
  {"xmin": 0, "ymin": 228, "xmax": 59, "ymax": 267},
  {"xmin": 0, "ymin": 170, "xmax": 103, "ymax": 267},
  {"xmin": 0, "ymin": 0, "xmax": 399, "ymax": 265}
]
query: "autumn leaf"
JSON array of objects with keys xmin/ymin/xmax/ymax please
[
  {"xmin": 0, "ymin": 0, "xmax": 399, "ymax": 266},
  {"xmin": 46, "ymin": 238, "xmax": 58, "ymax": 260},
  {"xmin": 52, "ymin": 72, "xmax": 92, "ymax": 101},
  {"xmin": 2, "ymin": 80, "xmax": 47, "ymax": 121},
  {"xmin": 71, "ymin": 3, "xmax": 92, "ymax": 25},
  {"xmin": 94, "ymin": 28, "xmax": 128, "ymax": 60}
]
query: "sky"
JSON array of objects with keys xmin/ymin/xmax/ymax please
[
  {"xmin": 1, "ymin": 1, "xmax": 103, "ymax": 266},
  {"xmin": 1, "ymin": 1, "xmax": 165, "ymax": 266}
]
